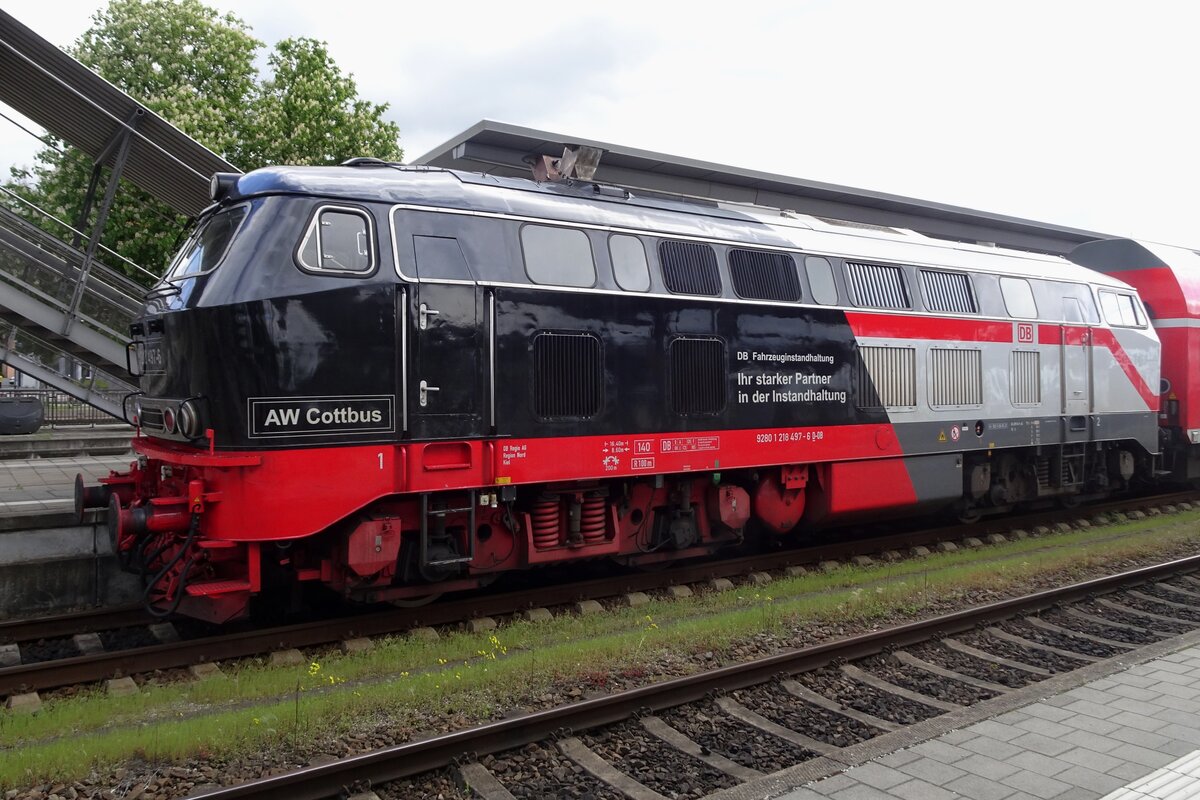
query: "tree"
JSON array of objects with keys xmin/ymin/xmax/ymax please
[{"xmin": 5, "ymin": 0, "xmax": 403, "ymax": 282}]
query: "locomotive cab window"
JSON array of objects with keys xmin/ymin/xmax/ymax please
[
  {"xmin": 1099, "ymin": 290, "xmax": 1146, "ymax": 327},
  {"xmin": 165, "ymin": 205, "xmax": 247, "ymax": 280},
  {"xmin": 609, "ymin": 234, "xmax": 650, "ymax": 291},
  {"xmin": 297, "ymin": 206, "xmax": 375, "ymax": 274},
  {"xmin": 999, "ymin": 277, "xmax": 1038, "ymax": 319},
  {"xmin": 521, "ymin": 224, "xmax": 596, "ymax": 287}
]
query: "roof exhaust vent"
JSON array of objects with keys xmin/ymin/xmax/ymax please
[{"xmin": 526, "ymin": 144, "xmax": 604, "ymax": 182}]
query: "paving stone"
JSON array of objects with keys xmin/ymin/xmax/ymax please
[
  {"xmin": 572, "ymin": 599, "xmax": 612, "ymax": 617},
  {"xmin": 745, "ymin": 572, "xmax": 772, "ymax": 586},
  {"xmin": 340, "ymin": 638, "xmax": 373, "ymax": 654},
  {"xmin": 961, "ymin": 736, "xmax": 1024, "ymax": 761},
  {"xmin": 1106, "ymin": 727, "xmax": 1171, "ymax": 751},
  {"xmin": 898, "ymin": 757, "xmax": 968, "ymax": 785},
  {"xmin": 1061, "ymin": 698, "xmax": 1121, "ymax": 720},
  {"xmin": 708, "ymin": 577, "xmax": 734, "ymax": 592},
  {"xmin": 955, "ymin": 753, "xmax": 1020, "ymax": 780},
  {"xmin": 465, "ymin": 616, "xmax": 497, "ymax": 633},
  {"xmin": 912, "ymin": 739, "xmax": 975, "ymax": 764},
  {"xmin": 1107, "ymin": 710, "xmax": 1169, "ymax": 733},
  {"xmin": 889, "ymin": 779, "xmax": 957, "ymax": 800},
  {"xmin": 1016, "ymin": 717, "xmax": 1074, "ymax": 739},
  {"xmin": 985, "ymin": 533, "xmax": 1007, "ymax": 545},
  {"xmin": 849, "ymin": 555, "xmax": 874, "ymax": 567},
  {"xmin": 1060, "ymin": 729, "xmax": 1122, "ymax": 754},
  {"xmin": 664, "ymin": 584, "xmax": 693, "ymax": 598},
  {"xmin": 1053, "ymin": 522, "xmax": 1073, "ymax": 533},
  {"xmin": 1127, "ymin": 510, "xmax": 1147, "ymax": 520},
  {"xmin": 935, "ymin": 541, "xmax": 958, "ymax": 553},
  {"xmin": 521, "ymin": 607, "xmax": 553, "ymax": 622},
  {"xmin": 1058, "ymin": 747, "xmax": 1125, "ymax": 774},
  {"xmin": 819, "ymin": 560, "xmax": 841, "ymax": 572},
  {"xmin": 1009, "ymin": 529, "xmax": 1029, "ymax": 539},
  {"xmin": 828, "ymin": 787, "xmax": 895, "ymax": 800},
  {"xmin": 4, "ymin": 692, "xmax": 40, "ymax": 712},
  {"xmin": 1107, "ymin": 741, "xmax": 1175, "ymax": 768},
  {"xmin": 1023, "ymin": 704, "xmax": 1075, "ymax": 723},
  {"xmin": 189, "ymin": 662, "xmax": 224, "ymax": 680},
  {"xmin": 784, "ymin": 565, "xmax": 808, "ymax": 577},
  {"xmin": 909, "ymin": 545, "xmax": 931, "ymax": 557},
  {"xmin": 938, "ymin": 729, "xmax": 978, "ymax": 746},
  {"xmin": 879, "ymin": 550, "xmax": 903, "ymax": 562},
  {"xmin": 944, "ymin": 773, "xmax": 1016, "ymax": 800},
  {"xmin": 1051, "ymin": 765, "xmax": 1124, "ymax": 794},
  {"xmin": 269, "ymin": 648, "xmax": 305, "ymax": 667},
  {"xmin": 105, "ymin": 676, "xmax": 139, "ymax": 696},
  {"xmin": 1008, "ymin": 750, "xmax": 1072, "ymax": 778},
  {"xmin": 968, "ymin": 720, "xmax": 1025, "ymax": 742},
  {"xmin": 1031, "ymin": 525, "xmax": 1051, "ymax": 536},
  {"xmin": 999, "ymin": 769, "xmax": 1072, "ymax": 800},
  {"xmin": 1107, "ymin": 761, "xmax": 1153, "ymax": 781},
  {"xmin": 1008, "ymin": 731, "xmax": 1073, "ymax": 757},
  {"xmin": 841, "ymin": 763, "xmax": 910, "ymax": 790},
  {"xmin": 875, "ymin": 750, "xmax": 923, "ymax": 769},
  {"xmin": 962, "ymin": 536, "xmax": 984, "ymax": 548}
]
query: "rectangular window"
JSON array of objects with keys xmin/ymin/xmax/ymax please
[
  {"xmin": 930, "ymin": 348, "xmax": 983, "ymax": 407},
  {"xmin": 728, "ymin": 249, "xmax": 801, "ymax": 301},
  {"xmin": 609, "ymin": 234, "xmax": 650, "ymax": 292},
  {"xmin": 297, "ymin": 206, "xmax": 375, "ymax": 275},
  {"xmin": 521, "ymin": 224, "xmax": 596, "ymax": 287},
  {"xmin": 805, "ymin": 256, "xmax": 839, "ymax": 305},
  {"xmin": 659, "ymin": 240, "xmax": 721, "ymax": 296},
  {"xmin": 1012, "ymin": 351, "xmax": 1041, "ymax": 406},
  {"xmin": 670, "ymin": 337, "xmax": 726, "ymax": 415},
  {"xmin": 856, "ymin": 346, "xmax": 916, "ymax": 409},
  {"xmin": 533, "ymin": 332, "xmax": 602, "ymax": 418},
  {"xmin": 920, "ymin": 269, "xmax": 977, "ymax": 313},
  {"xmin": 1000, "ymin": 277, "xmax": 1038, "ymax": 319},
  {"xmin": 846, "ymin": 262, "xmax": 911, "ymax": 309},
  {"xmin": 1099, "ymin": 290, "xmax": 1146, "ymax": 327}
]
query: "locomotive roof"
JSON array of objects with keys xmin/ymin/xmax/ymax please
[{"xmin": 231, "ymin": 165, "xmax": 1132, "ymax": 291}]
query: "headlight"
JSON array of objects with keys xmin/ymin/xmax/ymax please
[
  {"xmin": 132, "ymin": 398, "xmax": 143, "ymax": 426},
  {"xmin": 162, "ymin": 406, "xmax": 177, "ymax": 434},
  {"xmin": 178, "ymin": 400, "xmax": 202, "ymax": 439}
]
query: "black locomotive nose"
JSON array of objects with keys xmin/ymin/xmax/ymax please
[{"xmin": 74, "ymin": 474, "xmax": 112, "ymax": 522}]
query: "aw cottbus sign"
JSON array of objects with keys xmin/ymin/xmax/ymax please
[{"xmin": 248, "ymin": 395, "xmax": 394, "ymax": 438}]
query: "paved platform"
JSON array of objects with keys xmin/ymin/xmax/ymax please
[
  {"xmin": 773, "ymin": 642, "xmax": 1200, "ymax": 800},
  {"xmin": 0, "ymin": 453, "xmax": 131, "ymax": 514}
]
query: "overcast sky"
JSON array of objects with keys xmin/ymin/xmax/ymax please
[{"xmin": 4, "ymin": 0, "xmax": 1198, "ymax": 248}]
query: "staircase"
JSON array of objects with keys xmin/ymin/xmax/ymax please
[{"xmin": 0, "ymin": 201, "xmax": 144, "ymax": 419}]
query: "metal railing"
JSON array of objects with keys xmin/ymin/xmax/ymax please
[{"xmin": 0, "ymin": 386, "xmax": 127, "ymax": 426}]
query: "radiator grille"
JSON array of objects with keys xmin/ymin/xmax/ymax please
[
  {"xmin": 728, "ymin": 249, "xmax": 801, "ymax": 301},
  {"xmin": 846, "ymin": 261, "xmax": 910, "ymax": 309},
  {"xmin": 1012, "ymin": 350, "xmax": 1041, "ymax": 405},
  {"xmin": 659, "ymin": 240, "xmax": 721, "ymax": 296},
  {"xmin": 670, "ymin": 337, "xmax": 726, "ymax": 415},
  {"xmin": 930, "ymin": 348, "xmax": 983, "ymax": 407},
  {"xmin": 533, "ymin": 332, "xmax": 602, "ymax": 418},
  {"xmin": 920, "ymin": 269, "xmax": 977, "ymax": 314},
  {"xmin": 857, "ymin": 346, "xmax": 916, "ymax": 409}
]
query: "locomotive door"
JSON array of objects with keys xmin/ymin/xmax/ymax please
[
  {"xmin": 407, "ymin": 235, "xmax": 481, "ymax": 439},
  {"xmin": 1060, "ymin": 297, "xmax": 1093, "ymax": 425}
]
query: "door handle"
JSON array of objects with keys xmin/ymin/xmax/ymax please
[
  {"xmin": 419, "ymin": 303, "xmax": 440, "ymax": 330},
  {"xmin": 420, "ymin": 380, "xmax": 440, "ymax": 407}
]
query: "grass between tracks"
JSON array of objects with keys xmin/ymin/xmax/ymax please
[{"xmin": 3, "ymin": 509, "xmax": 1200, "ymax": 787}]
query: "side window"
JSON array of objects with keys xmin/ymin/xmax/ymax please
[
  {"xmin": 167, "ymin": 205, "xmax": 248, "ymax": 280},
  {"xmin": 521, "ymin": 224, "xmax": 595, "ymax": 287},
  {"xmin": 297, "ymin": 207, "xmax": 374, "ymax": 274},
  {"xmin": 845, "ymin": 261, "xmax": 910, "ymax": 309},
  {"xmin": 1063, "ymin": 297, "xmax": 1084, "ymax": 323},
  {"xmin": 659, "ymin": 240, "xmax": 721, "ymax": 296},
  {"xmin": 999, "ymin": 277, "xmax": 1038, "ymax": 319},
  {"xmin": 728, "ymin": 249, "xmax": 801, "ymax": 301},
  {"xmin": 609, "ymin": 234, "xmax": 650, "ymax": 292},
  {"xmin": 1099, "ymin": 290, "xmax": 1146, "ymax": 327},
  {"xmin": 804, "ymin": 256, "xmax": 839, "ymax": 305},
  {"xmin": 919, "ymin": 269, "xmax": 977, "ymax": 313}
]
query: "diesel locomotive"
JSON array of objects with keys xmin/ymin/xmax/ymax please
[{"xmin": 77, "ymin": 160, "xmax": 1175, "ymax": 623}]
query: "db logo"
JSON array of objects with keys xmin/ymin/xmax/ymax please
[{"xmin": 1017, "ymin": 323, "xmax": 1034, "ymax": 344}]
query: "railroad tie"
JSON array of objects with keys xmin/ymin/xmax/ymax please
[
  {"xmin": 712, "ymin": 696, "xmax": 842, "ymax": 758},
  {"xmin": 838, "ymin": 663, "xmax": 961, "ymax": 712},
  {"xmin": 940, "ymin": 638, "xmax": 1052, "ymax": 676},
  {"xmin": 1153, "ymin": 583, "xmax": 1200, "ymax": 602},
  {"xmin": 780, "ymin": 680, "xmax": 900, "ymax": 732},
  {"xmin": 892, "ymin": 650, "xmax": 1012, "ymax": 695},
  {"xmin": 984, "ymin": 627, "xmax": 1101, "ymax": 663},
  {"xmin": 1096, "ymin": 597, "xmax": 1195, "ymax": 627},
  {"xmin": 640, "ymin": 715, "xmax": 763, "ymax": 781},
  {"xmin": 1063, "ymin": 608, "xmax": 1156, "ymax": 636},
  {"xmin": 1022, "ymin": 616, "xmax": 1135, "ymax": 651},
  {"xmin": 557, "ymin": 737, "xmax": 670, "ymax": 800},
  {"xmin": 455, "ymin": 762, "xmax": 517, "ymax": 800},
  {"xmin": 1125, "ymin": 589, "xmax": 1198, "ymax": 614}
]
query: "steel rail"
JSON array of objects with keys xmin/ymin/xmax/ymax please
[
  {"xmin": 1, "ymin": 489, "xmax": 1193, "ymax": 696},
  {"xmin": 189, "ymin": 552, "xmax": 1200, "ymax": 799},
  {"xmin": 0, "ymin": 605, "xmax": 147, "ymax": 645}
]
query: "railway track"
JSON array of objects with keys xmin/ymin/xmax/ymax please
[
  {"xmin": 185, "ymin": 552, "xmax": 1200, "ymax": 800},
  {"xmin": 1, "ymin": 489, "xmax": 1195, "ymax": 699}
]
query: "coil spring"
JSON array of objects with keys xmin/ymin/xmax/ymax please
[
  {"xmin": 580, "ymin": 494, "xmax": 607, "ymax": 544},
  {"xmin": 531, "ymin": 496, "xmax": 561, "ymax": 549}
]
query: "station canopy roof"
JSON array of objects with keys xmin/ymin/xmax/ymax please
[
  {"xmin": 414, "ymin": 120, "xmax": 1106, "ymax": 256},
  {"xmin": 0, "ymin": 9, "xmax": 239, "ymax": 218}
]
